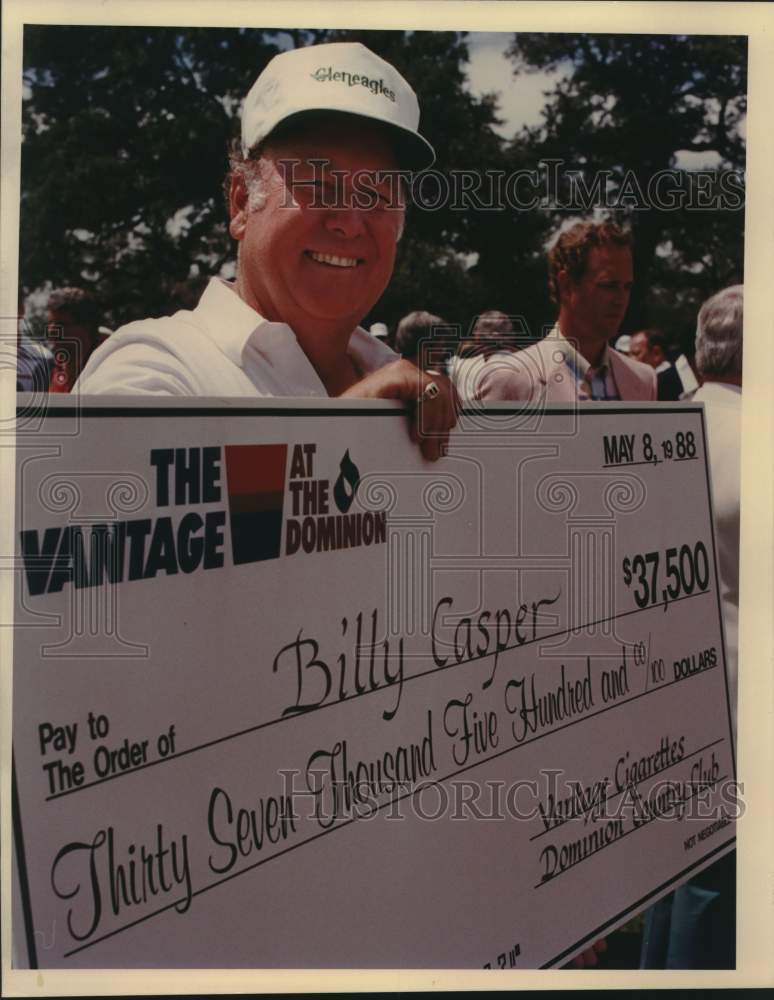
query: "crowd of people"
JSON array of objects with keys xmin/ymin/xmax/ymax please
[
  {"xmin": 18, "ymin": 223, "xmax": 737, "ymax": 415},
  {"xmin": 385, "ymin": 223, "xmax": 713, "ymax": 408},
  {"xmin": 13, "ymin": 40, "xmax": 742, "ymax": 971}
]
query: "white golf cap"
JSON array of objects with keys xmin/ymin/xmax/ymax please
[
  {"xmin": 369, "ymin": 322, "xmax": 389, "ymax": 340},
  {"xmin": 240, "ymin": 42, "xmax": 435, "ymax": 170},
  {"xmin": 615, "ymin": 334, "xmax": 631, "ymax": 354}
]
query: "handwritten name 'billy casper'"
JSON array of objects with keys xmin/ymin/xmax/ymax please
[
  {"xmin": 273, "ymin": 607, "xmax": 404, "ymax": 721},
  {"xmin": 50, "ymin": 823, "xmax": 191, "ymax": 943}
]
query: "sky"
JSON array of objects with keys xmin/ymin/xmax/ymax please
[
  {"xmin": 465, "ymin": 32, "xmax": 562, "ymax": 136},
  {"xmin": 464, "ymin": 32, "xmax": 732, "ymax": 170}
]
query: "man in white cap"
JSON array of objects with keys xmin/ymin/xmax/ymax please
[{"xmin": 76, "ymin": 42, "xmax": 455, "ymax": 459}]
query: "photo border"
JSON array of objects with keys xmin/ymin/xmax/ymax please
[{"xmin": 2, "ymin": 0, "xmax": 772, "ymax": 993}]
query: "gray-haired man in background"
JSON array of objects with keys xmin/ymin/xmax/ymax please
[{"xmin": 641, "ymin": 284, "xmax": 742, "ymax": 970}]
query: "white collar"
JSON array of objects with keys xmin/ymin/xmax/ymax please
[
  {"xmin": 194, "ymin": 277, "xmax": 396, "ymax": 388},
  {"xmin": 696, "ymin": 381, "xmax": 742, "ymax": 400},
  {"xmin": 550, "ymin": 324, "xmax": 612, "ymax": 375},
  {"xmin": 192, "ymin": 277, "xmax": 275, "ymax": 368}
]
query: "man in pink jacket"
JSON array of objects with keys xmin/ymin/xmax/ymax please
[{"xmin": 455, "ymin": 221, "xmax": 656, "ymax": 403}]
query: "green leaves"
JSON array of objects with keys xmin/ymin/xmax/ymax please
[
  {"xmin": 19, "ymin": 27, "xmax": 745, "ymax": 355},
  {"xmin": 21, "ymin": 26, "xmax": 291, "ymax": 324},
  {"xmin": 506, "ymin": 33, "xmax": 746, "ymax": 350}
]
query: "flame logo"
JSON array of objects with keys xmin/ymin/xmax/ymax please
[{"xmin": 333, "ymin": 449, "xmax": 360, "ymax": 513}]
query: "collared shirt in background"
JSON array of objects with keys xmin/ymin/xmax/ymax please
[{"xmin": 550, "ymin": 326, "xmax": 621, "ymax": 401}]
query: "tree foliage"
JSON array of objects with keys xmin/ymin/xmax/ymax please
[
  {"xmin": 507, "ymin": 33, "xmax": 747, "ymax": 350},
  {"xmin": 20, "ymin": 26, "xmax": 508, "ymax": 333},
  {"xmin": 21, "ymin": 26, "xmax": 317, "ymax": 323},
  {"xmin": 20, "ymin": 27, "xmax": 746, "ymax": 354}
]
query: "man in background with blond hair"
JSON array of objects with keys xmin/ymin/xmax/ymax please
[{"xmin": 456, "ymin": 221, "xmax": 656, "ymax": 403}]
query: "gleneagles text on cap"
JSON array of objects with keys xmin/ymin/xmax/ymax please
[{"xmin": 240, "ymin": 41, "xmax": 435, "ymax": 170}]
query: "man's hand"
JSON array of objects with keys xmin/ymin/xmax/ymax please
[
  {"xmin": 340, "ymin": 360, "xmax": 457, "ymax": 461},
  {"xmin": 568, "ymin": 937, "xmax": 607, "ymax": 968}
]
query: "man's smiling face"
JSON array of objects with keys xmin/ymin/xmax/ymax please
[{"xmin": 230, "ymin": 116, "xmax": 404, "ymax": 351}]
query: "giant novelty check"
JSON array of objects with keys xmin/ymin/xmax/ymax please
[{"xmin": 11, "ymin": 398, "xmax": 737, "ymax": 968}]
